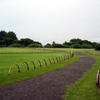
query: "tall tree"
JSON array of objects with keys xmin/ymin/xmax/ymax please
[
  {"xmin": 0, "ymin": 31, "xmax": 7, "ymax": 40},
  {"xmin": 7, "ymin": 31, "xmax": 18, "ymax": 40},
  {"xmin": 70, "ymin": 38, "xmax": 82, "ymax": 45},
  {"xmin": 20, "ymin": 38, "xmax": 34, "ymax": 47}
]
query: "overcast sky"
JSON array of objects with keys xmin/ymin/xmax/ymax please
[{"xmin": 0, "ymin": 0, "xmax": 100, "ymax": 44}]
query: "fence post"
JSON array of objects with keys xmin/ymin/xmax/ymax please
[
  {"xmin": 52, "ymin": 57, "xmax": 55, "ymax": 64},
  {"xmin": 96, "ymin": 70, "xmax": 100, "ymax": 88},
  {"xmin": 31, "ymin": 61, "xmax": 36, "ymax": 70},
  {"xmin": 59, "ymin": 56, "xmax": 61, "ymax": 62},
  {"xmin": 38, "ymin": 60, "xmax": 42, "ymax": 68},
  {"xmin": 56, "ymin": 57, "xmax": 58, "ymax": 63},
  {"xmin": 24, "ymin": 62, "xmax": 29, "ymax": 71},
  {"xmin": 16, "ymin": 64, "xmax": 21, "ymax": 72},
  {"xmin": 48, "ymin": 58, "xmax": 52, "ymax": 64},
  {"xmin": 44, "ymin": 59, "xmax": 47, "ymax": 66},
  {"xmin": 64, "ymin": 55, "xmax": 66, "ymax": 61},
  {"xmin": 8, "ymin": 66, "xmax": 13, "ymax": 75},
  {"xmin": 62, "ymin": 56, "xmax": 63, "ymax": 62}
]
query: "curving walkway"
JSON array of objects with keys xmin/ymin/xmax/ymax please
[{"xmin": 0, "ymin": 53, "xmax": 95, "ymax": 100}]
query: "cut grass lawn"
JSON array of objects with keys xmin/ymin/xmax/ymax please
[
  {"xmin": 63, "ymin": 53, "xmax": 100, "ymax": 100},
  {"xmin": 0, "ymin": 48, "xmax": 79, "ymax": 86}
]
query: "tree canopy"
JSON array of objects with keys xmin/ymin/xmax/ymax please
[{"xmin": 0, "ymin": 30, "xmax": 100, "ymax": 50}]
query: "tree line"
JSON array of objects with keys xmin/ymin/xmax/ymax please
[{"xmin": 0, "ymin": 30, "xmax": 100, "ymax": 50}]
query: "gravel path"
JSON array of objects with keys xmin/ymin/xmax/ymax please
[{"xmin": 0, "ymin": 53, "xmax": 95, "ymax": 100}]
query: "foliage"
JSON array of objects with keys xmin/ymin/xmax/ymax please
[
  {"xmin": 81, "ymin": 43, "xmax": 93, "ymax": 48},
  {"xmin": 95, "ymin": 44, "xmax": 100, "ymax": 50},
  {"xmin": 0, "ymin": 31, "xmax": 17, "ymax": 46},
  {"xmin": 7, "ymin": 31, "xmax": 18, "ymax": 40},
  {"xmin": 52, "ymin": 41, "xmax": 64, "ymax": 48},
  {"xmin": 0, "ymin": 31, "xmax": 7, "ymax": 40},
  {"xmin": 0, "ymin": 30, "xmax": 100, "ymax": 49},
  {"xmin": 19, "ymin": 38, "xmax": 34, "ymax": 47},
  {"xmin": 44, "ymin": 43, "xmax": 52, "ymax": 48},
  {"xmin": 71, "ymin": 44, "xmax": 81, "ymax": 48},
  {"xmin": 63, "ymin": 42, "xmax": 70, "ymax": 48},
  {"xmin": 28, "ymin": 43, "xmax": 42, "ymax": 48},
  {"xmin": 9, "ymin": 43, "xmax": 22, "ymax": 47},
  {"xmin": 70, "ymin": 38, "xmax": 82, "ymax": 45}
]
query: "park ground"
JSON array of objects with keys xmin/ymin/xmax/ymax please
[{"xmin": 0, "ymin": 48, "xmax": 100, "ymax": 100}]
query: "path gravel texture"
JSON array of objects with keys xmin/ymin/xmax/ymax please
[{"xmin": 0, "ymin": 53, "xmax": 95, "ymax": 100}]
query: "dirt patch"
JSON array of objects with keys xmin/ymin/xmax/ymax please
[{"xmin": 0, "ymin": 53, "xmax": 95, "ymax": 100}]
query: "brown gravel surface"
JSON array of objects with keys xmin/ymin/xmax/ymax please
[{"xmin": 0, "ymin": 53, "xmax": 95, "ymax": 100}]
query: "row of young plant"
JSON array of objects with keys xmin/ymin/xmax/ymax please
[{"xmin": 8, "ymin": 52, "xmax": 74, "ymax": 75}]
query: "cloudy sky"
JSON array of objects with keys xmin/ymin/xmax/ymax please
[{"xmin": 0, "ymin": 0, "xmax": 100, "ymax": 44}]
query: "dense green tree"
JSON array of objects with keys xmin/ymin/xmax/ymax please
[
  {"xmin": 44, "ymin": 43, "xmax": 52, "ymax": 48},
  {"xmin": 28, "ymin": 43, "xmax": 42, "ymax": 48},
  {"xmin": 0, "ymin": 40, "xmax": 6, "ymax": 47},
  {"xmin": 0, "ymin": 31, "xmax": 7, "ymax": 40},
  {"xmin": 71, "ymin": 44, "xmax": 81, "ymax": 48},
  {"xmin": 52, "ymin": 41, "xmax": 56, "ymax": 47},
  {"xmin": 0, "ymin": 30, "xmax": 100, "ymax": 49},
  {"xmin": 52, "ymin": 43, "xmax": 64, "ymax": 48},
  {"xmin": 9, "ymin": 43, "xmax": 22, "ymax": 47},
  {"xmin": 33, "ymin": 41, "xmax": 42, "ymax": 47},
  {"xmin": 63, "ymin": 42, "xmax": 70, "ymax": 48},
  {"xmin": 7, "ymin": 31, "xmax": 18, "ymax": 40},
  {"xmin": 95, "ymin": 44, "xmax": 100, "ymax": 50},
  {"xmin": 81, "ymin": 43, "xmax": 93, "ymax": 48},
  {"xmin": 92, "ymin": 42, "xmax": 98, "ymax": 48},
  {"xmin": 70, "ymin": 39, "xmax": 82, "ymax": 45},
  {"xmin": 0, "ymin": 31, "xmax": 18, "ymax": 46},
  {"xmin": 4, "ymin": 38, "xmax": 14, "ymax": 46},
  {"xmin": 19, "ymin": 38, "xmax": 34, "ymax": 47}
]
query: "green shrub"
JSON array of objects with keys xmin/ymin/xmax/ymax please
[
  {"xmin": 9, "ymin": 43, "xmax": 22, "ymax": 47},
  {"xmin": 0, "ymin": 44, "xmax": 6, "ymax": 47},
  {"xmin": 81, "ymin": 44, "xmax": 93, "ymax": 48},
  {"xmin": 95, "ymin": 44, "xmax": 100, "ymax": 50},
  {"xmin": 28, "ymin": 43, "xmax": 42, "ymax": 48},
  {"xmin": 71, "ymin": 44, "xmax": 81, "ymax": 48}
]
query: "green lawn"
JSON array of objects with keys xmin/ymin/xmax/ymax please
[
  {"xmin": 0, "ymin": 48, "xmax": 79, "ymax": 86},
  {"xmin": 63, "ymin": 51, "xmax": 100, "ymax": 100}
]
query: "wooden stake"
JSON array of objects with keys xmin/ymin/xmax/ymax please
[
  {"xmin": 24, "ymin": 62, "xmax": 29, "ymax": 71},
  {"xmin": 38, "ymin": 60, "xmax": 42, "ymax": 68},
  {"xmin": 16, "ymin": 64, "xmax": 21, "ymax": 72},
  {"xmin": 52, "ymin": 57, "xmax": 55, "ymax": 64},
  {"xmin": 31, "ymin": 61, "xmax": 36, "ymax": 70},
  {"xmin": 56, "ymin": 57, "xmax": 58, "ymax": 63},
  {"xmin": 48, "ymin": 58, "xmax": 52, "ymax": 64},
  {"xmin": 44, "ymin": 59, "xmax": 47, "ymax": 66}
]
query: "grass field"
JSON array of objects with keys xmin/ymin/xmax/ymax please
[
  {"xmin": 63, "ymin": 50, "xmax": 100, "ymax": 100},
  {"xmin": 1, "ymin": 48, "xmax": 100, "ymax": 99},
  {"xmin": 0, "ymin": 48, "xmax": 79, "ymax": 86}
]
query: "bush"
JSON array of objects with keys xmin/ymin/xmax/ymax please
[
  {"xmin": 44, "ymin": 43, "xmax": 52, "ymax": 48},
  {"xmin": 0, "ymin": 44, "xmax": 6, "ymax": 47},
  {"xmin": 9, "ymin": 43, "xmax": 22, "ymax": 47},
  {"xmin": 71, "ymin": 44, "xmax": 81, "ymax": 48},
  {"xmin": 52, "ymin": 43, "xmax": 64, "ymax": 48},
  {"xmin": 95, "ymin": 44, "xmax": 100, "ymax": 50},
  {"xmin": 20, "ymin": 38, "xmax": 34, "ymax": 47},
  {"xmin": 81, "ymin": 44, "xmax": 93, "ymax": 49},
  {"xmin": 28, "ymin": 44, "xmax": 42, "ymax": 48},
  {"xmin": 0, "ymin": 40, "xmax": 6, "ymax": 47}
]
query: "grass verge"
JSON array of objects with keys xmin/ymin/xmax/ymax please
[{"xmin": 63, "ymin": 55, "xmax": 100, "ymax": 100}]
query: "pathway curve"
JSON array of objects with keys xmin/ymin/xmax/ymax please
[{"xmin": 0, "ymin": 53, "xmax": 95, "ymax": 100}]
